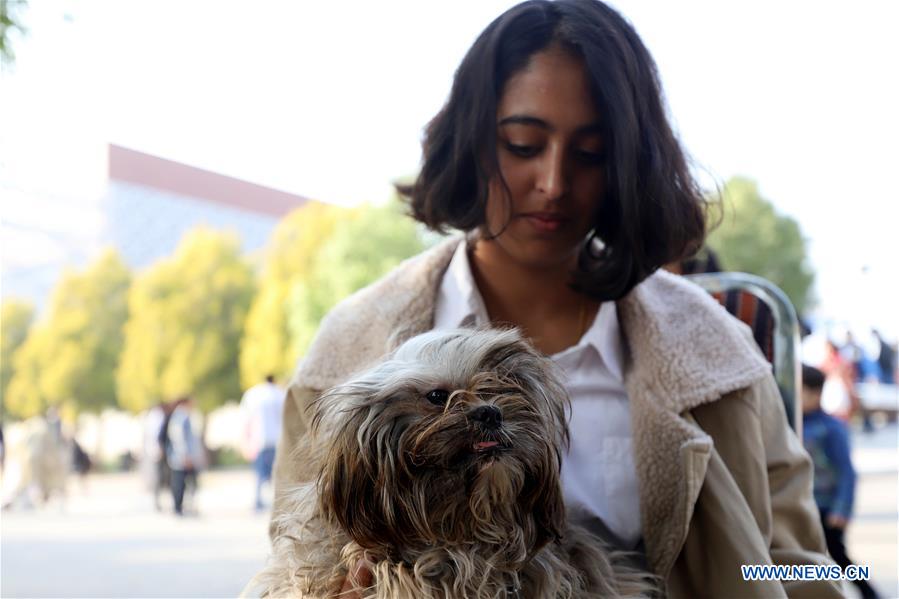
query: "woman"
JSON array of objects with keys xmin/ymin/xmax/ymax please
[{"xmin": 269, "ymin": 1, "xmax": 840, "ymax": 596}]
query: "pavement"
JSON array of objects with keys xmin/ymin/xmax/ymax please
[
  {"xmin": 1, "ymin": 468, "xmax": 269, "ymax": 598},
  {"xmin": 843, "ymin": 420, "xmax": 898, "ymax": 598},
  {"xmin": 1, "ymin": 424, "xmax": 896, "ymax": 598}
]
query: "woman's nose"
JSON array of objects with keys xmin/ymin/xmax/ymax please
[{"xmin": 535, "ymin": 145, "xmax": 568, "ymax": 201}]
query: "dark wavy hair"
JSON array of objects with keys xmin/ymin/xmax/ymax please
[{"xmin": 399, "ymin": 0, "xmax": 707, "ymax": 301}]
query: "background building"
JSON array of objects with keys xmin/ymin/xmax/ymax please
[{"xmin": 1, "ymin": 144, "xmax": 310, "ymax": 310}]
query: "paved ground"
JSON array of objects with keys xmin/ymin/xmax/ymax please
[
  {"xmin": 1, "ymin": 424, "xmax": 896, "ymax": 598},
  {"xmin": 1, "ymin": 469, "xmax": 269, "ymax": 598},
  {"xmin": 843, "ymin": 421, "xmax": 898, "ymax": 598}
]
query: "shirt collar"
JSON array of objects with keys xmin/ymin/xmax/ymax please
[
  {"xmin": 434, "ymin": 238, "xmax": 490, "ymax": 330},
  {"xmin": 580, "ymin": 302, "xmax": 625, "ymax": 383},
  {"xmin": 434, "ymin": 238, "xmax": 625, "ymax": 383}
]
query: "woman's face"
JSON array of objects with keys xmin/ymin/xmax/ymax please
[{"xmin": 483, "ymin": 45, "xmax": 605, "ymax": 270}]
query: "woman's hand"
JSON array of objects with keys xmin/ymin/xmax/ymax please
[{"xmin": 337, "ymin": 558, "xmax": 372, "ymax": 598}]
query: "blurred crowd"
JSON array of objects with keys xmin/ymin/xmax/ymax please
[
  {"xmin": 814, "ymin": 329, "xmax": 897, "ymax": 430},
  {"xmin": 0, "ymin": 375, "xmax": 285, "ymax": 516}
]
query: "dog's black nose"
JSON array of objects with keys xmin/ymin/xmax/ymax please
[{"xmin": 469, "ymin": 405, "xmax": 503, "ymax": 429}]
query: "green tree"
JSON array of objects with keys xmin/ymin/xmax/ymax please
[
  {"xmin": 239, "ymin": 202, "xmax": 345, "ymax": 388},
  {"xmin": 1, "ymin": 299, "xmax": 34, "ymax": 409},
  {"xmin": 117, "ymin": 229, "xmax": 254, "ymax": 414},
  {"xmin": 287, "ymin": 199, "xmax": 427, "ymax": 358},
  {"xmin": 1, "ymin": 0, "xmax": 27, "ymax": 65},
  {"xmin": 4, "ymin": 251, "xmax": 130, "ymax": 419},
  {"xmin": 706, "ymin": 176, "xmax": 815, "ymax": 313}
]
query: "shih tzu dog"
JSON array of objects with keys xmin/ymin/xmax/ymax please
[{"xmin": 248, "ymin": 328, "xmax": 657, "ymax": 598}]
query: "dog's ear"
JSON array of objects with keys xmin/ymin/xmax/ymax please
[
  {"xmin": 520, "ymin": 449, "xmax": 567, "ymax": 551},
  {"xmin": 317, "ymin": 410, "xmax": 407, "ymax": 550},
  {"xmin": 318, "ymin": 415, "xmax": 379, "ymax": 548}
]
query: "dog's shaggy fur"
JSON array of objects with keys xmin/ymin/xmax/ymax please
[{"xmin": 248, "ymin": 328, "xmax": 657, "ymax": 598}]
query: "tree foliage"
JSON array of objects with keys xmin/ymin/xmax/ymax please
[
  {"xmin": 4, "ymin": 251, "xmax": 130, "ymax": 419},
  {"xmin": 239, "ymin": 202, "xmax": 344, "ymax": 388},
  {"xmin": 117, "ymin": 229, "xmax": 254, "ymax": 414},
  {"xmin": 706, "ymin": 176, "xmax": 815, "ymax": 314},
  {"xmin": 286, "ymin": 200, "xmax": 427, "ymax": 358},
  {"xmin": 1, "ymin": 298, "xmax": 34, "ymax": 408},
  {"xmin": 0, "ymin": 0, "xmax": 27, "ymax": 65}
]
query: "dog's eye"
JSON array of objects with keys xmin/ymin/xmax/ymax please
[{"xmin": 425, "ymin": 389, "xmax": 449, "ymax": 405}]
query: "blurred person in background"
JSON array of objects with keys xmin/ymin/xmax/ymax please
[
  {"xmin": 820, "ymin": 339, "xmax": 861, "ymax": 422},
  {"xmin": 872, "ymin": 329, "xmax": 896, "ymax": 385},
  {"xmin": 840, "ymin": 332, "xmax": 876, "ymax": 432},
  {"xmin": 142, "ymin": 401, "xmax": 171, "ymax": 511},
  {"xmin": 33, "ymin": 406, "xmax": 68, "ymax": 504},
  {"xmin": 240, "ymin": 374, "xmax": 285, "ymax": 511},
  {"xmin": 801, "ymin": 364, "xmax": 880, "ymax": 599},
  {"xmin": 71, "ymin": 437, "xmax": 92, "ymax": 490},
  {"xmin": 1, "ymin": 409, "xmax": 68, "ymax": 509},
  {"xmin": 166, "ymin": 396, "xmax": 205, "ymax": 516},
  {"xmin": 840, "ymin": 331, "xmax": 865, "ymax": 383}
]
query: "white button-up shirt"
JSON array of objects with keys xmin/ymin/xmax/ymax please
[{"xmin": 432, "ymin": 240, "xmax": 642, "ymax": 548}]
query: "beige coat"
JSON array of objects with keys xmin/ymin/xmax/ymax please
[{"xmin": 271, "ymin": 237, "xmax": 842, "ymax": 598}]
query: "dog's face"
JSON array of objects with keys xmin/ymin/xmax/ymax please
[{"xmin": 311, "ymin": 328, "xmax": 569, "ymax": 561}]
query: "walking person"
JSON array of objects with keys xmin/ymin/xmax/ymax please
[
  {"xmin": 240, "ymin": 375, "xmax": 285, "ymax": 511},
  {"xmin": 143, "ymin": 401, "xmax": 171, "ymax": 511},
  {"xmin": 166, "ymin": 396, "xmax": 204, "ymax": 516},
  {"xmin": 821, "ymin": 339, "xmax": 861, "ymax": 422},
  {"xmin": 873, "ymin": 329, "xmax": 896, "ymax": 385}
]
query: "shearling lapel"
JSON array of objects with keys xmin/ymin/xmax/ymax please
[{"xmin": 617, "ymin": 270, "xmax": 771, "ymax": 579}]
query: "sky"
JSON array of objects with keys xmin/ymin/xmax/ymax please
[{"xmin": 1, "ymin": 0, "xmax": 897, "ymax": 339}]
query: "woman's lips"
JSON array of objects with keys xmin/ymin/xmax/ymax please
[{"xmin": 522, "ymin": 213, "xmax": 567, "ymax": 233}]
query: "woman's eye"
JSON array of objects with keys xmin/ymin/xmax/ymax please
[
  {"xmin": 504, "ymin": 142, "xmax": 539, "ymax": 157},
  {"xmin": 425, "ymin": 389, "xmax": 450, "ymax": 405}
]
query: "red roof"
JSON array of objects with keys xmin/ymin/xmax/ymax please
[{"xmin": 108, "ymin": 144, "xmax": 309, "ymax": 217}]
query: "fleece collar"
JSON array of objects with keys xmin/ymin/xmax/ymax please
[
  {"xmin": 617, "ymin": 269, "xmax": 771, "ymax": 413},
  {"xmin": 293, "ymin": 235, "xmax": 771, "ymax": 577},
  {"xmin": 616, "ymin": 269, "xmax": 771, "ymax": 577}
]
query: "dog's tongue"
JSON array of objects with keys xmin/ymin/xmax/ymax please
[{"xmin": 475, "ymin": 441, "xmax": 499, "ymax": 450}]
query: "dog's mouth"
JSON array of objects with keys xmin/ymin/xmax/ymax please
[{"xmin": 472, "ymin": 439, "xmax": 508, "ymax": 457}]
